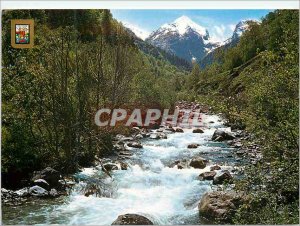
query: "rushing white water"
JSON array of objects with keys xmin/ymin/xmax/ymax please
[{"xmin": 3, "ymin": 114, "xmax": 238, "ymax": 225}]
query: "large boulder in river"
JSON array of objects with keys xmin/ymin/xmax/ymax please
[
  {"xmin": 111, "ymin": 214, "xmax": 153, "ymax": 225},
  {"xmin": 134, "ymin": 134, "xmax": 144, "ymax": 139},
  {"xmin": 29, "ymin": 185, "xmax": 49, "ymax": 197},
  {"xmin": 189, "ymin": 157, "xmax": 208, "ymax": 169},
  {"xmin": 193, "ymin": 128, "xmax": 204, "ymax": 133},
  {"xmin": 212, "ymin": 129, "xmax": 235, "ymax": 141},
  {"xmin": 120, "ymin": 162, "xmax": 128, "ymax": 170},
  {"xmin": 32, "ymin": 167, "xmax": 60, "ymax": 188},
  {"xmin": 127, "ymin": 142, "xmax": 143, "ymax": 149},
  {"xmin": 103, "ymin": 163, "xmax": 119, "ymax": 171},
  {"xmin": 210, "ymin": 165, "xmax": 221, "ymax": 171},
  {"xmin": 213, "ymin": 170, "xmax": 233, "ymax": 185},
  {"xmin": 174, "ymin": 127, "xmax": 184, "ymax": 133},
  {"xmin": 198, "ymin": 191, "xmax": 243, "ymax": 223},
  {"xmin": 199, "ymin": 171, "xmax": 216, "ymax": 180},
  {"xmin": 33, "ymin": 179, "xmax": 50, "ymax": 190},
  {"xmin": 187, "ymin": 143, "xmax": 199, "ymax": 149}
]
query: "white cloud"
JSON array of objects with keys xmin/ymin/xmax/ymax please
[
  {"xmin": 214, "ymin": 25, "xmax": 226, "ymax": 36},
  {"xmin": 229, "ymin": 24, "xmax": 236, "ymax": 32},
  {"xmin": 211, "ymin": 24, "xmax": 226, "ymax": 42},
  {"xmin": 210, "ymin": 24, "xmax": 235, "ymax": 42}
]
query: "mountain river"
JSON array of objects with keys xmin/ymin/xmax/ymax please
[{"xmin": 3, "ymin": 113, "xmax": 242, "ymax": 225}]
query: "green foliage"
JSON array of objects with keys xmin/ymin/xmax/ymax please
[
  {"xmin": 223, "ymin": 47, "xmax": 243, "ymax": 70},
  {"xmin": 234, "ymin": 192, "xmax": 299, "ymax": 224},
  {"xmin": 2, "ymin": 9, "xmax": 188, "ymax": 186},
  {"xmin": 184, "ymin": 10, "xmax": 299, "ymax": 224},
  {"xmin": 187, "ymin": 63, "xmax": 201, "ymax": 89},
  {"xmin": 234, "ymin": 159, "xmax": 299, "ymax": 224}
]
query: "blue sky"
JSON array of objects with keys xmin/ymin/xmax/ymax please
[{"xmin": 112, "ymin": 10, "xmax": 272, "ymax": 41}]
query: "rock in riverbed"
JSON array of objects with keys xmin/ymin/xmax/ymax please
[
  {"xmin": 150, "ymin": 133, "xmax": 160, "ymax": 139},
  {"xmin": 15, "ymin": 187, "xmax": 30, "ymax": 197},
  {"xmin": 49, "ymin": 188, "xmax": 59, "ymax": 197},
  {"xmin": 120, "ymin": 162, "xmax": 128, "ymax": 170},
  {"xmin": 189, "ymin": 157, "xmax": 208, "ymax": 169},
  {"xmin": 150, "ymin": 132, "xmax": 167, "ymax": 139},
  {"xmin": 174, "ymin": 127, "xmax": 184, "ymax": 133},
  {"xmin": 213, "ymin": 170, "xmax": 233, "ymax": 185},
  {"xmin": 103, "ymin": 163, "xmax": 119, "ymax": 171},
  {"xmin": 212, "ymin": 129, "xmax": 235, "ymax": 141},
  {"xmin": 187, "ymin": 143, "xmax": 199, "ymax": 149},
  {"xmin": 165, "ymin": 126, "xmax": 175, "ymax": 133},
  {"xmin": 2, "ymin": 185, "xmax": 63, "ymax": 205},
  {"xmin": 33, "ymin": 179, "xmax": 50, "ymax": 190},
  {"xmin": 192, "ymin": 128, "xmax": 204, "ymax": 133},
  {"xmin": 29, "ymin": 185, "xmax": 49, "ymax": 197},
  {"xmin": 2, "ymin": 188, "xmax": 26, "ymax": 205},
  {"xmin": 210, "ymin": 165, "xmax": 221, "ymax": 171},
  {"xmin": 31, "ymin": 167, "xmax": 61, "ymax": 188},
  {"xmin": 199, "ymin": 191, "xmax": 243, "ymax": 223},
  {"xmin": 127, "ymin": 142, "xmax": 143, "ymax": 149},
  {"xmin": 112, "ymin": 214, "xmax": 153, "ymax": 225},
  {"xmin": 134, "ymin": 134, "xmax": 144, "ymax": 139},
  {"xmin": 199, "ymin": 171, "xmax": 216, "ymax": 180},
  {"xmin": 159, "ymin": 133, "xmax": 168, "ymax": 139}
]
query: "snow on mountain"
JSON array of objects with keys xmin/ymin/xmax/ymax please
[
  {"xmin": 122, "ymin": 16, "xmax": 259, "ymax": 64},
  {"xmin": 122, "ymin": 22, "xmax": 150, "ymax": 41},
  {"xmin": 160, "ymin": 15, "xmax": 208, "ymax": 37},
  {"xmin": 232, "ymin": 19, "xmax": 258, "ymax": 39},
  {"xmin": 223, "ymin": 19, "xmax": 259, "ymax": 45},
  {"xmin": 199, "ymin": 19, "xmax": 260, "ymax": 68},
  {"xmin": 146, "ymin": 16, "xmax": 219, "ymax": 62}
]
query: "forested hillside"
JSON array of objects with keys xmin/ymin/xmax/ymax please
[
  {"xmin": 184, "ymin": 10, "xmax": 299, "ymax": 224},
  {"xmin": 125, "ymin": 27, "xmax": 192, "ymax": 70},
  {"xmin": 1, "ymin": 10, "xmax": 187, "ymax": 188}
]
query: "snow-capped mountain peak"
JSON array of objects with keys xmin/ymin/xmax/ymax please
[
  {"xmin": 232, "ymin": 19, "xmax": 259, "ymax": 39},
  {"xmin": 122, "ymin": 22, "xmax": 150, "ymax": 41},
  {"xmin": 146, "ymin": 16, "xmax": 219, "ymax": 62},
  {"xmin": 161, "ymin": 15, "xmax": 208, "ymax": 37},
  {"xmin": 220, "ymin": 19, "xmax": 259, "ymax": 46}
]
